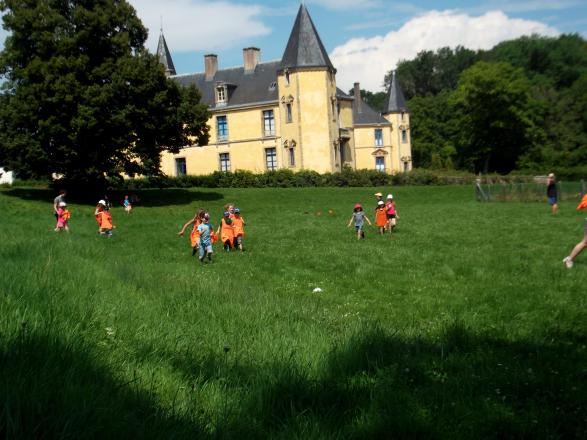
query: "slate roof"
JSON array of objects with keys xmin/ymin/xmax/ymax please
[
  {"xmin": 281, "ymin": 5, "xmax": 335, "ymax": 72},
  {"xmin": 156, "ymin": 32, "xmax": 176, "ymax": 76},
  {"xmin": 336, "ymin": 87, "xmax": 353, "ymax": 100},
  {"xmin": 383, "ymin": 71, "xmax": 408, "ymax": 113},
  {"xmin": 353, "ymin": 95, "xmax": 390, "ymax": 126},
  {"xmin": 172, "ymin": 61, "xmax": 281, "ymax": 109}
]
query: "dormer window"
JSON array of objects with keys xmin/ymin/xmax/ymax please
[{"xmin": 216, "ymin": 85, "xmax": 226, "ymax": 104}]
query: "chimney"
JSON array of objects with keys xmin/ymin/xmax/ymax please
[
  {"xmin": 354, "ymin": 82, "xmax": 362, "ymax": 113},
  {"xmin": 243, "ymin": 47, "xmax": 260, "ymax": 73},
  {"xmin": 204, "ymin": 54, "xmax": 218, "ymax": 81}
]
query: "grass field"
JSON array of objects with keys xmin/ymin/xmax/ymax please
[{"xmin": 1, "ymin": 185, "xmax": 586, "ymax": 439}]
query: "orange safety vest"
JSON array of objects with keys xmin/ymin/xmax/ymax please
[
  {"xmin": 62, "ymin": 210, "xmax": 71, "ymax": 221},
  {"xmin": 577, "ymin": 194, "xmax": 587, "ymax": 211},
  {"xmin": 375, "ymin": 207, "xmax": 387, "ymax": 227},
  {"xmin": 220, "ymin": 218, "xmax": 235, "ymax": 243},
  {"xmin": 99, "ymin": 211, "xmax": 113, "ymax": 229},
  {"xmin": 232, "ymin": 216, "xmax": 245, "ymax": 237}
]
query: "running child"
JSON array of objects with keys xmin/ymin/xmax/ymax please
[
  {"xmin": 562, "ymin": 193, "xmax": 587, "ymax": 268},
  {"xmin": 347, "ymin": 203, "xmax": 372, "ymax": 240},
  {"xmin": 217, "ymin": 211, "xmax": 235, "ymax": 251},
  {"xmin": 54, "ymin": 202, "xmax": 70, "ymax": 232},
  {"xmin": 123, "ymin": 195, "xmax": 132, "ymax": 214},
  {"xmin": 232, "ymin": 207, "xmax": 246, "ymax": 251},
  {"xmin": 375, "ymin": 200, "xmax": 387, "ymax": 235},
  {"xmin": 178, "ymin": 208, "xmax": 206, "ymax": 256},
  {"xmin": 96, "ymin": 201, "xmax": 114, "ymax": 236},
  {"xmin": 197, "ymin": 213, "xmax": 214, "ymax": 263},
  {"xmin": 385, "ymin": 194, "xmax": 398, "ymax": 233}
]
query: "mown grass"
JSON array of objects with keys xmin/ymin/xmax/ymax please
[{"xmin": 1, "ymin": 185, "xmax": 586, "ymax": 439}]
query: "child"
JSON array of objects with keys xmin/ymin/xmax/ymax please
[
  {"xmin": 385, "ymin": 194, "xmax": 398, "ymax": 233},
  {"xmin": 197, "ymin": 214, "xmax": 214, "ymax": 263},
  {"xmin": 562, "ymin": 193, "xmax": 587, "ymax": 268},
  {"xmin": 347, "ymin": 203, "xmax": 372, "ymax": 240},
  {"xmin": 97, "ymin": 203, "xmax": 114, "ymax": 237},
  {"xmin": 54, "ymin": 202, "xmax": 70, "ymax": 232},
  {"xmin": 217, "ymin": 211, "xmax": 235, "ymax": 251},
  {"xmin": 232, "ymin": 207, "xmax": 246, "ymax": 251},
  {"xmin": 123, "ymin": 195, "xmax": 132, "ymax": 214},
  {"xmin": 178, "ymin": 208, "xmax": 206, "ymax": 256},
  {"xmin": 375, "ymin": 200, "xmax": 387, "ymax": 235}
]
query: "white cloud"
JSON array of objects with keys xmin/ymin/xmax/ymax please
[
  {"xmin": 331, "ymin": 10, "xmax": 559, "ymax": 92},
  {"xmin": 309, "ymin": 0, "xmax": 381, "ymax": 10},
  {"xmin": 129, "ymin": 0, "xmax": 271, "ymax": 53}
]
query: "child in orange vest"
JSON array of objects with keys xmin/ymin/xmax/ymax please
[
  {"xmin": 178, "ymin": 208, "xmax": 206, "ymax": 256},
  {"xmin": 96, "ymin": 202, "xmax": 114, "ymax": 237},
  {"xmin": 54, "ymin": 202, "xmax": 71, "ymax": 232},
  {"xmin": 562, "ymin": 194, "xmax": 587, "ymax": 268},
  {"xmin": 217, "ymin": 211, "xmax": 235, "ymax": 251},
  {"xmin": 232, "ymin": 207, "xmax": 246, "ymax": 251},
  {"xmin": 375, "ymin": 200, "xmax": 387, "ymax": 235}
]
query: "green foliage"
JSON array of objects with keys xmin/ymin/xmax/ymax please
[
  {"xmin": 349, "ymin": 87, "xmax": 387, "ymax": 113},
  {"xmin": 1, "ymin": 186, "xmax": 586, "ymax": 437},
  {"xmin": 451, "ymin": 61, "xmax": 543, "ymax": 173},
  {"xmin": 379, "ymin": 35, "xmax": 587, "ymax": 172},
  {"xmin": 0, "ymin": 0, "xmax": 209, "ymax": 186}
]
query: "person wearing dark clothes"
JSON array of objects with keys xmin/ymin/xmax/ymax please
[{"xmin": 547, "ymin": 173, "xmax": 558, "ymax": 215}]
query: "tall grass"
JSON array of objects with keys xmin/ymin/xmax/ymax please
[{"xmin": 1, "ymin": 186, "xmax": 586, "ymax": 438}]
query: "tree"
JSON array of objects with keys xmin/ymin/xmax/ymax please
[
  {"xmin": 450, "ymin": 61, "xmax": 543, "ymax": 173},
  {"xmin": 348, "ymin": 88, "xmax": 387, "ymax": 113},
  {"xmin": 0, "ymin": 0, "xmax": 209, "ymax": 186}
]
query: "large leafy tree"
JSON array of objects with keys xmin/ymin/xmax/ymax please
[
  {"xmin": 450, "ymin": 61, "xmax": 543, "ymax": 173},
  {"xmin": 0, "ymin": 0, "xmax": 209, "ymax": 185}
]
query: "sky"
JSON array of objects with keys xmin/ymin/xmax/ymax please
[{"xmin": 3, "ymin": 0, "xmax": 587, "ymax": 92}]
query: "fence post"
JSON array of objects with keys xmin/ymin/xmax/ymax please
[{"xmin": 582, "ymin": 179, "xmax": 586, "ymax": 196}]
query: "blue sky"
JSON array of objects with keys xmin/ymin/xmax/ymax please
[{"xmin": 3, "ymin": 0, "xmax": 586, "ymax": 91}]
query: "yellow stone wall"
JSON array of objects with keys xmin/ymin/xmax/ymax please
[
  {"xmin": 353, "ymin": 125, "xmax": 394, "ymax": 173},
  {"xmin": 384, "ymin": 111, "xmax": 413, "ymax": 172},
  {"xmin": 277, "ymin": 68, "xmax": 338, "ymax": 173},
  {"xmin": 161, "ymin": 104, "xmax": 282, "ymax": 176}
]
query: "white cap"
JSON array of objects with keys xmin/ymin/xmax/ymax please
[
  {"xmin": 387, "ymin": 194, "xmax": 394, "ymax": 199},
  {"xmin": 98, "ymin": 199, "xmax": 106, "ymax": 205},
  {"xmin": 377, "ymin": 200, "xmax": 384, "ymax": 206},
  {"xmin": 59, "ymin": 202, "xmax": 66, "ymax": 207}
]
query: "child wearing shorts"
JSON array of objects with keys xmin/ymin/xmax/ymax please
[
  {"xmin": 347, "ymin": 203, "xmax": 372, "ymax": 240},
  {"xmin": 197, "ymin": 214, "xmax": 214, "ymax": 263}
]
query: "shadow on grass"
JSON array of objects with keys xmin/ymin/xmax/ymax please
[
  {"xmin": 0, "ymin": 332, "xmax": 206, "ymax": 439},
  {"xmin": 160, "ymin": 324, "xmax": 587, "ymax": 438},
  {"xmin": 1, "ymin": 187, "xmax": 223, "ymax": 207}
]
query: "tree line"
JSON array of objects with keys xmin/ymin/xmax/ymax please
[{"xmin": 358, "ymin": 35, "xmax": 587, "ymax": 174}]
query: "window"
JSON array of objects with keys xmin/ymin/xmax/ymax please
[
  {"xmin": 216, "ymin": 86, "xmax": 226, "ymax": 103},
  {"xmin": 374, "ymin": 128, "xmax": 383, "ymax": 146},
  {"xmin": 402, "ymin": 129, "xmax": 407, "ymax": 143},
  {"xmin": 219, "ymin": 153, "xmax": 230, "ymax": 172},
  {"xmin": 401, "ymin": 111, "xmax": 405, "ymax": 122},
  {"xmin": 265, "ymin": 147, "xmax": 277, "ymax": 171},
  {"xmin": 263, "ymin": 110, "xmax": 275, "ymax": 136},
  {"xmin": 217, "ymin": 115, "xmax": 228, "ymax": 142},
  {"xmin": 175, "ymin": 158, "xmax": 186, "ymax": 176},
  {"xmin": 375, "ymin": 156, "xmax": 385, "ymax": 172},
  {"xmin": 288, "ymin": 148, "xmax": 295, "ymax": 167},
  {"xmin": 286, "ymin": 103, "xmax": 292, "ymax": 123},
  {"xmin": 285, "ymin": 70, "xmax": 290, "ymax": 86}
]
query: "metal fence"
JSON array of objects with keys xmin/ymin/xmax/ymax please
[{"xmin": 476, "ymin": 179, "xmax": 587, "ymax": 202}]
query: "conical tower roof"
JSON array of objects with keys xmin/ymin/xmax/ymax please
[
  {"xmin": 383, "ymin": 71, "xmax": 408, "ymax": 113},
  {"xmin": 281, "ymin": 5, "xmax": 334, "ymax": 71},
  {"xmin": 157, "ymin": 30, "xmax": 176, "ymax": 76}
]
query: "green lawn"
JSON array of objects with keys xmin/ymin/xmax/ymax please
[{"xmin": 1, "ymin": 185, "xmax": 586, "ymax": 439}]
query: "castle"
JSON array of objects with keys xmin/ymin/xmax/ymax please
[{"xmin": 158, "ymin": 4, "xmax": 412, "ymax": 176}]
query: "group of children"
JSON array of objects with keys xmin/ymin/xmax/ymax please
[
  {"xmin": 53, "ymin": 192, "xmax": 129, "ymax": 236},
  {"xmin": 178, "ymin": 203, "xmax": 246, "ymax": 263},
  {"xmin": 348, "ymin": 192, "xmax": 398, "ymax": 240}
]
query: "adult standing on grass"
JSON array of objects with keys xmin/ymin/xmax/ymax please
[
  {"xmin": 562, "ymin": 194, "xmax": 587, "ymax": 268},
  {"xmin": 53, "ymin": 189, "xmax": 66, "ymax": 219},
  {"xmin": 547, "ymin": 173, "xmax": 558, "ymax": 215}
]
